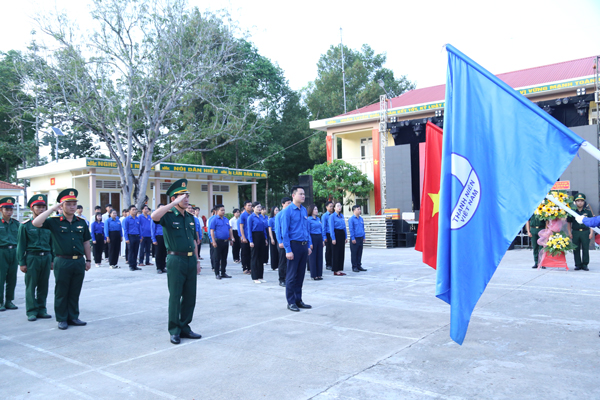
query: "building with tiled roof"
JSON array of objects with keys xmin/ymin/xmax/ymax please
[{"xmin": 309, "ymin": 54, "xmax": 599, "ymax": 220}]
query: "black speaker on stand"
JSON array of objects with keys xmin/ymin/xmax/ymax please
[{"xmin": 298, "ymin": 175, "xmax": 314, "ymax": 207}]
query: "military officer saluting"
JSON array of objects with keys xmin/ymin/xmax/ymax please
[
  {"xmin": 151, "ymin": 179, "xmax": 202, "ymax": 345},
  {"xmin": 17, "ymin": 195, "xmax": 53, "ymax": 321},
  {"xmin": 0, "ymin": 197, "xmax": 20, "ymax": 312},
  {"xmin": 32, "ymin": 189, "xmax": 92, "ymax": 330},
  {"xmin": 567, "ymin": 193, "xmax": 594, "ymax": 271}
]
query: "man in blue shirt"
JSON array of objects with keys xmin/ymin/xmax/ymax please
[
  {"xmin": 207, "ymin": 207, "xmax": 217, "ymax": 272},
  {"xmin": 238, "ymin": 201, "xmax": 253, "ymax": 274},
  {"xmin": 322, "ymin": 201, "xmax": 334, "ymax": 270},
  {"xmin": 138, "ymin": 205, "xmax": 153, "ymax": 266},
  {"xmin": 280, "ymin": 186, "xmax": 312, "ymax": 312},
  {"xmin": 151, "ymin": 204, "xmax": 167, "ymax": 274},
  {"xmin": 274, "ymin": 197, "xmax": 291, "ymax": 287},
  {"xmin": 209, "ymin": 204, "xmax": 233, "ymax": 280},
  {"xmin": 348, "ymin": 205, "xmax": 367, "ymax": 273},
  {"xmin": 123, "ymin": 205, "xmax": 142, "ymax": 271}
]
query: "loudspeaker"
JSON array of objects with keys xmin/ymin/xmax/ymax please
[{"xmin": 298, "ymin": 175, "xmax": 314, "ymax": 207}]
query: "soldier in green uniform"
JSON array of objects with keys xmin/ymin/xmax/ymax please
[
  {"xmin": 151, "ymin": 179, "xmax": 202, "ymax": 345},
  {"xmin": 567, "ymin": 193, "xmax": 594, "ymax": 271},
  {"xmin": 17, "ymin": 194, "xmax": 54, "ymax": 321},
  {"xmin": 0, "ymin": 197, "xmax": 19, "ymax": 312},
  {"xmin": 526, "ymin": 212, "xmax": 547, "ymax": 269},
  {"xmin": 32, "ymin": 189, "xmax": 92, "ymax": 330}
]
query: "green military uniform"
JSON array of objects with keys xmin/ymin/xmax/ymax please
[
  {"xmin": 40, "ymin": 189, "xmax": 92, "ymax": 322},
  {"xmin": 529, "ymin": 214, "xmax": 546, "ymax": 268},
  {"xmin": 17, "ymin": 195, "xmax": 53, "ymax": 320},
  {"xmin": 567, "ymin": 193, "xmax": 593, "ymax": 271},
  {"xmin": 159, "ymin": 179, "xmax": 199, "ymax": 336},
  {"xmin": 0, "ymin": 197, "xmax": 19, "ymax": 311}
]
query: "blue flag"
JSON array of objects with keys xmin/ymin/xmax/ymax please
[{"xmin": 436, "ymin": 45, "xmax": 584, "ymax": 345}]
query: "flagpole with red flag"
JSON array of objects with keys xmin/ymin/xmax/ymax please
[{"xmin": 415, "ymin": 122, "xmax": 443, "ymax": 269}]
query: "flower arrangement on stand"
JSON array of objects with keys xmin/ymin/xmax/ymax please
[{"xmin": 535, "ymin": 191, "xmax": 574, "ymax": 269}]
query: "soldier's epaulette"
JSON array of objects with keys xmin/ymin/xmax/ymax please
[
  {"xmin": 167, "ymin": 210, "xmax": 173, "ymax": 213},
  {"xmin": 50, "ymin": 215, "xmax": 61, "ymax": 218},
  {"xmin": 76, "ymin": 216, "xmax": 83, "ymax": 221},
  {"xmin": 22, "ymin": 219, "xmax": 31, "ymax": 224}
]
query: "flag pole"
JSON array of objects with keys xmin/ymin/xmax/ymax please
[
  {"xmin": 580, "ymin": 141, "xmax": 600, "ymax": 162},
  {"xmin": 545, "ymin": 193, "xmax": 600, "ymax": 234}
]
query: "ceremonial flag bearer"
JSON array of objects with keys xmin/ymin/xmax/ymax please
[
  {"xmin": 0, "ymin": 197, "xmax": 20, "ymax": 312},
  {"xmin": 33, "ymin": 189, "xmax": 92, "ymax": 330},
  {"xmin": 17, "ymin": 194, "xmax": 53, "ymax": 321},
  {"xmin": 151, "ymin": 179, "xmax": 202, "ymax": 345}
]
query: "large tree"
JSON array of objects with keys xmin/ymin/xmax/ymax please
[{"xmin": 30, "ymin": 0, "xmax": 261, "ymax": 208}]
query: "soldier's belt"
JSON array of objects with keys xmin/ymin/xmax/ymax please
[
  {"xmin": 575, "ymin": 228, "xmax": 589, "ymax": 231},
  {"xmin": 29, "ymin": 251, "xmax": 50, "ymax": 256},
  {"xmin": 168, "ymin": 251, "xmax": 194, "ymax": 257},
  {"xmin": 0, "ymin": 245, "xmax": 15, "ymax": 249},
  {"xmin": 532, "ymin": 226, "xmax": 542, "ymax": 229},
  {"xmin": 56, "ymin": 255, "xmax": 84, "ymax": 260}
]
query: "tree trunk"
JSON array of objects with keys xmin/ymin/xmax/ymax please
[{"xmin": 265, "ymin": 179, "xmax": 268, "ymax": 211}]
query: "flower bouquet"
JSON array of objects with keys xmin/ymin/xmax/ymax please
[
  {"xmin": 534, "ymin": 191, "xmax": 573, "ymax": 221},
  {"xmin": 536, "ymin": 191, "xmax": 575, "ymax": 269},
  {"xmin": 543, "ymin": 232, "xmax": 577, "ymax": 257}
]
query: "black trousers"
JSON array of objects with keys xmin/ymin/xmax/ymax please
[
  {"xmin": 332, "ymin": 229, "xmax": 345, "ymax": 272},
  {"xmin": 325, "ymin": 233, "xmax": 332, "ymax": 267},
  {"xmin": 108, "ymin": 231, "xmax": 122, "ymax": 266},
  {"xmin": 251, "ymin": 231, "xmax": 266, "ymax": 280},
  {"xmin": 155, "ymin": 235, "xmax": 167, "ymax": 271},
  {"xmin": 270, "ymin": 238, "xmax": 279, "ymax": 270},
  {"xmin": 210, "ymin": 238, "xmax": 216, "ymax": 270},
  {"xmin": 350, "ymin": 237, "xmax": 364, "ymax": 268},
  {"xmin": 213, "ymin": 239, "xmax": 229, "ymax": 276},
  {"xmin": 124, "ymin": 243, "xmax": 129, "ymax": 262},
  {"xmin": 309, "ymin": 233, "xmax": 324, "ymax": 278},
  {"xmin": 197, "ymin": 238, "xmax": 202, "ymax": 258},
  {"xmin": 232, "ymin": 230, "xmax": 241, "ymax": 261},
  {"xmin": 104, "ymin": 234, "xmax": 109, "ymax": 259},
  {"xmin": 286, "ymin": 241, "xmax": 308, "ymax": 305},
  {"xmin": 138, "ymin": 237, "xmax": 151, "ymax": 264},
  {"xmin": 262, "ymin": 235, "xmax": 269, "ymax": 265},
  {"xmin": 241, "ymin": 241, "xmax": 251, "ymax": 271},
  {"xmin": 93, "ymin": 233, "xmax": 104, "ymax": 264},
  {"xmin": 278, "ymin": 246, "xmax": 287, "ymax": 283},
  {"xmin": 128, "ymin": 235, "xmax": 140, "ymax": 269}
]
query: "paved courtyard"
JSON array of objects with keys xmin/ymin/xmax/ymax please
[{"xmin": 1, "ymin": 246, "xmax": 599, "ymax": 399}]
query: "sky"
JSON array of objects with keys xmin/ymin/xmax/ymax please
[{"xmin": 2, "ymin": 0, "xmax": 600, "ymax": 94}]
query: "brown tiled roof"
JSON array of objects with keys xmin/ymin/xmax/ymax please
[{"xmin": 0, "ymin": 180, "xmax": 24, "ymax": 190}]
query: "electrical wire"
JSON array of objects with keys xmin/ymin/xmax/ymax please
[{"xmin": 243, "ymin": 130, "xmax": 322, "ymax": 169}]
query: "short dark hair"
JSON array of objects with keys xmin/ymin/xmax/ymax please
[
  {"xmin": 194, "ymin": 207, "xmax": 200, "ymax": 211},
  {"xmin": 129, "ymin": 205, "xmax": 137, "ymax": 211},
  {"xmin": 291, "ymin": 186, "xmax": 304, "ymax": 195},
  {"xmin": 252, "ymin": 201, "xmax": 261, "ymax": 208},
  {"xmin": 122, "ymin": 209, "xmax": 128, "ymax": 213},
  {"xmin": 214, "ymin": 204, "xmax": 224, "ymax": 211},
  {"xmin": 352, "ymin": 205, "xmax": 361, "ymax": 211},
  {"xmin": 77, "ymin": 205, "xmax": 83, "ymax": 210},
  {"xmin": 306, "ymin": 204, "xmax": 317, "ymax": 217},
  {"xmin": 106, "ymin": 204, "xmax": 112, "ymax": 208},
  {"xmin": 325, "ymin": 201, "xmax": 333, "ymax": 207},
  {"xmin": 232, "ymin": 208, "xmax": 240, "ymax": 214},
  {"xmin": 281, "ymin": 197, "xmax": 291, "ymax": 205},
  {"xmin": 95, "ymin": 206, "xmax": 102, "ymax": 210},
  {"xmin": 142, "ymin": 205, "xmax": 150, "ymax": 210},
  {"xmin": 243, "ymin": 200, "xmax": 252, "ymax": 206}
]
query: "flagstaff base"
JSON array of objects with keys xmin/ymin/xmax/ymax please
[{"xmin": 538, "ymin": 251, "xmax": 568, "ymax": 270}]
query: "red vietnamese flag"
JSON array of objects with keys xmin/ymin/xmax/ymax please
[{"xmin": 415, "ymin": 122, "xmax": 443, "ymax": 269}]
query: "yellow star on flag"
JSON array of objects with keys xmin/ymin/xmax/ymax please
[{"xmin": 428, "ymin": 192, "xmax": 440, "ymax": 217}]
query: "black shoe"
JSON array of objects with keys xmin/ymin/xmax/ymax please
[
  {"xmin": 531, "ymin": 265, "xmax": 538, "ymax": 269},
  {"xmin": 28, "ymin": 315, "xmax": 37, "ymax": 321},
  {"xmin": 67, "ymin": 319, "xmax": 87, "ymax": 326},
  {"xmin": 221, "ymin": 274, "xmax": 232, "ymax": 278},
  {"xmin": 541, "ymin": 267, "xmax": 546, "ymax": 269},
  {"xmin": 296, "ymin": 301, "xmax": 312, "ymax": 309},
  {"xmin": 180, "ymin": 331, "xmax": 202, "ymax": 339},
  {"xmin": 287, "ymin": 304, "xmax": 300, "ymax": 312},
  {"xmin": 58, "ymin": 321, "xmax": 68, "ymax": 330},
  {"xmin": 130, "ymin": 268, "xmax": 136, "ymax": 271},
  {"xmin": 215, "ymin": 275, "xmax": 222, "ymax": 280},
  {"xmin": 326, "ymin": 265, "xmax": 332, "ymax": 270},
  {"xmin": 582, "ymin": 267, "xmax": 589, "ymax": 271},
  {"xmin": 157, "ymin": 269, "xmax": 163, "ymax": 274},
  {"xmin": 352, "ymin": 267, "xmax": 360, "ymax": 272},
  {"xmin": 279, "ymin": 281, "xmax": 286, "ymax": 287},
  {"xmin": 37, "ymin": 312, "xmax": 52, "ymax": 319},
  {"xmin": 574, "ymin": 267, "xmax": 582, "ymax": 270},
  {"xmin": 357, "ymin": 266, "xmax": 367, "ymax": 271},
  {"xmin": 272, "ymin": 268, "xmax": 278, "ymax": 271},
  {"xmin": 134, "ymin": 267, "xmax": 142, "ymax": 271},
  {"xmin": 170, "ymin": 335, "xmax": 180, "ymax": 344},
  {"xmin": 317, "ymin": 277, "xmax": 323, "ymax": 280},
  {"xmin": 5, "ymin": 302, "xmax": 18, "ymax": 310}
]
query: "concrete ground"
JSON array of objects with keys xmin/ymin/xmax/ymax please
[{"xmin": 1, "ymin": 245, "xmax": 599, "ymax": 400}]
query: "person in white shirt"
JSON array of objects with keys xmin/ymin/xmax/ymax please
[{"xmin": 230, "ymin": 208, "xmax": 241, "ymax": 263}]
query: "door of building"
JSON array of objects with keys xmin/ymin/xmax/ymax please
[
  {"xmin": 213, "ymin": 194, "xmax": 223, "ymax": 206},
  {"xmin": 100, "ymin": 192, "xmax": 121, "ymax": 214}
]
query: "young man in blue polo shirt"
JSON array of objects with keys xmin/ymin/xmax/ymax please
[
  {"xmin": 348, "ymin": 205, "xmax": 367, "ymax": 273},
  {"xmin": 209, "ymin": 204, "xmax": 233, "ymax": 280}
]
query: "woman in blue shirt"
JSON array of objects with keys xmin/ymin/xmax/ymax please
[
  {"xmin": 91, "ymin": 213, "xmax": 105, "ymax": 268},
  {"xmin": 268, "ymin": 207, "xmax": 279, "ymax": 271},
  {"xmin": 329, "ymin": 202, "xmax": 347, "ymax": 276},
  {"xmin": 248, "ymin": 202, "xmax": 268, "ymax": 283},
  {"xmin": 307, "ymin": 204, "xmax": 324, "ymax": 280},
  {"xmin": 261, "ymin": 209, "xmax": 270, "ymax": 265},
  {"xmin": 104, "ymin": 209, "xmax": 123, "ymax": 269}
]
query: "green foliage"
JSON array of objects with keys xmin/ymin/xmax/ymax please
[
  {"xmin": 302, "ymin": 160, "xmax": 374, "ymax": 207},
  {"xmin": 303, "ymin": 44, "xmax": 415, "ymax": 120}
]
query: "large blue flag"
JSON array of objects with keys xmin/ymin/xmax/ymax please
[{"xmin": 436, "ymin": 44, "xmax": 584, "ymax": 344}]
